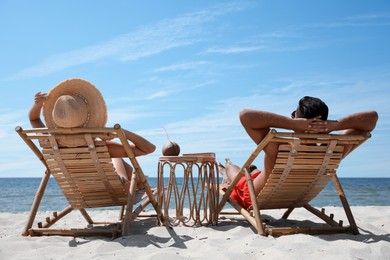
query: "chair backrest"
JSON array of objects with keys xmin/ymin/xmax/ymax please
[
  {"xmin": 255, "ymin": 131, "xmax": 370, "ymax": 209},
  {"xmin": 18, "ymin": 127, "xmax": 128, "ymax": 209}
]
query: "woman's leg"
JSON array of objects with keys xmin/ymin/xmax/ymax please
[
  {"xmin": 122, "ymin": 160, "xmax": 145, "ymax": 190},
  {"xmin": 112, "ymin": 157, "xmax": 145, "ymax": 188},
  {"xmin": 112, "ymin": 158, "xmax": 131, "ymax": 191}
]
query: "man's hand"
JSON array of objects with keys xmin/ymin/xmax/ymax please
[
  {"xmin": 293, "ymin": 117, "xmax": 329, "ymax": 133},
  {"xmin": 305, "ymin": 118, "xmax": 339, "ymax": 134},
  {"xmin": 305, "ymin": 118, "xmax": 328, "ymax": 133}
]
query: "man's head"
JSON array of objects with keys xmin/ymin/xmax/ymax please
[
  {"xmin": 248, "ymin": 164, "xmax": 257, "ymax": 173},
  {"xmin": 291, "ymin": 96, "xmax": 328, "ymax": 120}
]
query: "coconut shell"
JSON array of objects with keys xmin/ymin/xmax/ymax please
[{"xmin": 162, "ymin": 141, "xmax": 180, "ymax": 156}]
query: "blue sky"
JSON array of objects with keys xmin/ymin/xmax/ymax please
[{"xmin": 1, "ymin": 0, "xmax": 389, "ymax": 178}]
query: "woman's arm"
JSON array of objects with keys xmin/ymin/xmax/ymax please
[
  {"xmin": 107, "ymin": 129, "xmax": 156, "ymax": 158},
  {"xmin": 122, "ymin": 129, "xmax": 156, "ymax": 155},
  {"xmin": 29, "ymin": 92, "xmax": 48, "ymax": 128}
]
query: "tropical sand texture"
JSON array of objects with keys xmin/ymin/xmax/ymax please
[{"xmin": 0, "ymin": 206, "xmax": 389, "ymax": 259}]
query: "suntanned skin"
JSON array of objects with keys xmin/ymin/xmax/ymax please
[
  {"xmin": 222, "ymin": 108, "xmax": 378, "ymax": 196},
  {"xmin": 29, "ymin": 92, "xmax": 156, "ymax": 189}
]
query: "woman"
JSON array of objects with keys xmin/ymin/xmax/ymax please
[{"xmin": 29, "ymin": 78, "xmax": 155, "ymax": 190}]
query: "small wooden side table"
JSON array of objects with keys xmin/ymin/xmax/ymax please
[{"xmin": 157, "ymin": 153, "xmax": 219, "ymax": 227}]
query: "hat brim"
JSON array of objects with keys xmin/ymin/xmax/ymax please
[{"xmin": 43, "ymin": 78, "xmax": 107, "ymax": 129}]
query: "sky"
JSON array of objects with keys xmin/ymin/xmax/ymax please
[{"xmin": 0, "ymin": 0, "xmax": 389, "ymax": 178}]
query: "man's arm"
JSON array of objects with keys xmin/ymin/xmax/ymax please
[
  {"xmin": 325, "ymin": 111, "xmax": 378, "ymax": 134},
  {"xmin": 239, "ymin": 109, "xmax": 326, "ymax": 144},
  {"xmin": 307, "ymin": 111, "xmax": 378, "ymax": 134},
  {"xmin": 299, "ymin": 110, "xmax": 378, "ymax": 158}
]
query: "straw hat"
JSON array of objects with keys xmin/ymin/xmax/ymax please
[{"xmin": 43, "ymin": 78, "xmax": 107, "ymax": 129}]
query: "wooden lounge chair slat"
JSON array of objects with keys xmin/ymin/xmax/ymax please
[
  {"xmin": 16, "ymin": 124, "xmax": 163, "ymax": 237},
  {"xmin": 218, "ymin": 129, "xmax": 371, "ymax": 236}
]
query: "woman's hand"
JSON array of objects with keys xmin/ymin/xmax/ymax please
[{"xmin": 34, "ymin": 92, "xmax": 48, "ymax": 106}]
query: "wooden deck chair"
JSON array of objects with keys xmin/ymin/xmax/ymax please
[
  {"xmin": 16, "ymin": 124, "xmax": 163, "ymax": 238},
  {"xmin": 218, "ymin": 129, "xmax": 371, "ymax": 236}
]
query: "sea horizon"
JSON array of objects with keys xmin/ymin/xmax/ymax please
[{"xmin": 1, "ymin": 177, "xmax": 389, "ymax": 212}]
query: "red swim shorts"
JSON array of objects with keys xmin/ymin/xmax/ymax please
[{"xmin": 230, "ymin": 170, "xmax": 261, "ymax": 209}]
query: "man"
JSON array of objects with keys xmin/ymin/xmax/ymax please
[{"xmin": 220, "ymin": 96, "xmax": 378, "ymax": 209}]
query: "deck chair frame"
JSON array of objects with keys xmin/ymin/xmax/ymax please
[
  {"xmin": 218, "ymin": 129, "xmax": 371, "ymax": 236},
  {"xmin": 16, "ymin": 124, "xmax": 163, "ymax": 237}
]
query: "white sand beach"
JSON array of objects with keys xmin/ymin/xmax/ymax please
[{"xmin": 0, "ymin": 206, "xmax": 389, "ymax": 260}]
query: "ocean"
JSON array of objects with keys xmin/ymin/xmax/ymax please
[{"xmin": 0, "ymin": 177, "xmax": 389, "ymax": 212}]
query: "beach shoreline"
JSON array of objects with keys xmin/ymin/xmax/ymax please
[{"xmin": 0, "ymin": 206, "xmax": 389, "ymax": 259}]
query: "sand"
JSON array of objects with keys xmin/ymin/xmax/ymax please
[{"xmin": 0, "ymin": 206, "xmax": 389, "ymax": 260}]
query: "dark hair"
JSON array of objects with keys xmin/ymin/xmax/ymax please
[
  {"xmin": 294, "ymin": 96, "xmax": 328, "ymax": 120},
  {"xmin": 248, "ymin": 165, "xmax": 257, "ymax": 172}
]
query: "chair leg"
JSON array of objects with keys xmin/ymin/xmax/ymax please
[
  {"xmin": 226, "ymin": 197, "xmax": 263, "ymax": 234},
  {"xmin": 282, "ymin": 208, "xmax": 295, "ymax": 219},
  {"xmin": 244, "ymin": 169, "xmax": 265, "ymax": 235},
  {"xmin": 22, "ymin": 170, "xmax": 51, "ymax": 236},
  {"xmin": 131, "ymin": 189, "xmax": 158, "ymax": 221},
  {"xmin": 303, "ymin": 204, "xmax": 339, "ymax": 226},
  {"xmin": 41, "ymin": 206, "xmax": 74, "ymax": 228},
  {"xmin": 79, "ymin": 208, "xmax": 93, "ymax": 224},
  {"xmin": 119, "ymin": 206, "xmax": 125, "ymax": 221},
  {"xmin": 220, "ymin": 186, "xmax": 266, "ymax": 235},
  {"xmin": 122, "ymin": 170, "xmax": 138, "ymax": 236},
  {"xmin": 332, "ymin": 175, "xmax": 359, "ymax": 234}
]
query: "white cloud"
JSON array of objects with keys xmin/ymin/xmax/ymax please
[
  {"xmin": 303, "ymin": 12, "xmax": 390, "ymax": 29},
  {"xmin": 154, "ymin": 61, "xmax": 211, "ymax": 72},
  {"xmin": 107, "ymin": 107, "xmax": 157, "ymax": 126},
  {"xmin": 343, "ymin": 13, "xmax": 390, "ymax": 21},
  {"xmin": 147, "ymin": 91, "xmax": 169, "ymax": 100},
  {"xmin": 0, "ymin": 109, "xmax": 26, "ymax": 126},
  {"xmin": 3, "ymin": 84, "xmax": 389, "ymax": 177},
  {"xmin": 189, "ymin": 80, "xmax": 217, "ymax": 90},
  {"xmin": 0, "ymin": 159, "xmax": 40, "ymax": 174},
  {"xmin": 5, "ymin": 2, "xmax": 250, "ymax": 80},
  {"xmin": 205, "ymin": 45, "xmax": 265, "ymax": 54}
]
